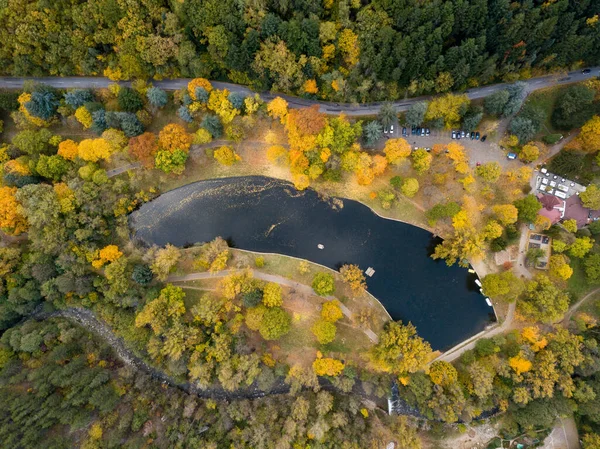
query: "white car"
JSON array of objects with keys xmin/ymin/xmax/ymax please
[{"xmin": 390, "ymin": 125, "xmax": 394, "ymax": 134}]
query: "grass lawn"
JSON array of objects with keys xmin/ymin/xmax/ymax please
[{"xmin": 568, "ymin": 257, "xmax": 591, "ymax": 301}]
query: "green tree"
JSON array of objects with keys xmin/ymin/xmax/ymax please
[
  {"xmin": 513, "ymin": 195, "xmax": 542, "ymax": 223},
  {"xmin": 405, "ymin": 102, "xmax": 428, "ymax": 126},
  {"xmin": 584, "ymin": 253, "xmax": 600, "ymax": 284},
  {"xmin": 378, "ymin": 102, "xmax": 396, "ymax": 129},
  {"xmin": 411, "ymin": 149, "xmax": 432, "ymax": 174},
  {"xmin": 363, "ymin": 120, "xmax": 383, "ymax": 146},
  {"xmin": 482, "ymin": 271, "xmax": 522, "ymax": 301},
  {"xmin": 519, "ymin": 275, "xmax": 569, "ymax": 323},
  {"xmin": 259, "ymin": 307, "xmax": 291, "ymax": 340},
  {"xmin": 401, "ymin": 178, "xmax": 419, "ymax": 198},
  {"xmin": 117, "ymin": 87, "xmax": 144, "ymax": 112}
]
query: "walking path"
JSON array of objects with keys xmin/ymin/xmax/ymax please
[
  {"xmin": 561, "ymin": 287, "xmax": 600, "ymax": 324},
  {"xmin": 168, "ymin": 269, "xmax": 379, "ymax": 342},
  {"xmin": 1, "ymin": 66, "xmax": 597, "ymax": 116}
]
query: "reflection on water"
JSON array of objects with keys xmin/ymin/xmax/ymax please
[{"xmin": 131, "ymin": 176, "xmax": 494, "ymax": 350}]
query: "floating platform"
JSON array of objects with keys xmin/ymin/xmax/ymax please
[
  {"xmin": 365, "ymin": 267, "xmax": 375, "ymax": 277},
  {"xmin": 485, "ymin": 298, "xmax": 492, "ymax": 307},
  {"xmin": 475, "ymin": 279, "xmax": 482, "ymax": 287}
]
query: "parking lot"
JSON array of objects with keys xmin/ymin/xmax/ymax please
[{"xmin": 382, "ymin": 124, "xmax": 521, "ymax": 169}]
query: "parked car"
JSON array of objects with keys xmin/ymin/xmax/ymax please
[
  {"xmin": 411, "ymin": 126, "xmax": 417, "ymax": 135},
  {"xmin": 416, "ymin": 127, "xmax": 421, "ymax": 135},
  {"xmin": 425, "ymin": 128, "xmax": 430, "ymax": 136},
  {"xmin": 475, "ymin": 132, "xmax": 480, "ymax": 140},
  {"xmin": 457, "ymin": 132, "xmax": 462, "ymax": 140},
  {"xmin": 420, "ymin": 128, "xmax": 425, "ymax": 136},
  {"xmin": 461, "ymin": 130, "xmax": 466, "ymax": 138},
  {"xmin": 507, "ymin": 152, "xmax": 517, "ymax": 160},
  {"xmin": 390, "ymin": 125, "xmax": 394, "ymax": 133},
  {"xmin": 481, "ymin": 135, "xmax": 487, "ymax": 142},
  {"xmin": 451, "ymin": 131, "xmax": 456, "ymax": 139},
  {"xmin": 470, "ymin": 132, "xmax": 475, "ymax": 140},
  {"xmin": 582, "ymin": 68, "xmax": 591, "ymax": 74},
  {"xmin": 402, "ymin": 127, "xmax": 407, "ymax": 136}
]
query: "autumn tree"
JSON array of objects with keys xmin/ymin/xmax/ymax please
[
  {"xmin": 0, "ymin": 186, "xmax": 27, "ymax": 235},
  {"xmin": 514, "ymin": 195, "xmax": 542, "ymax": 223},
  {"xmin": 475, "ymin": 162, "xmax": 502, "ymax": 183},
  {"xmin": 158, "ymin": 123, "xmax": 192, "ymax": 153},
  {"xmin": 412, "ymin": 149, "xmax": 432, "ymax": 174},
  {"xmin": 135, "ymin": 284, "xmax": 186, "ymax": 334},
  {"xmin": 339, "ymin": 264, "xmax": 366, "ymax": 292},
  {"xmin": 492, "ymin": 204, "xmax": 519, "ymax": 225},
  {"xmin": 267, "ymin": 97, "xmax": 289, "ymax": 123},
  {"xmin": 570, "ymin": 237, "xmax": 593, "ymax": 258},
  {"xmin": 312, "ymin": 319, "xmax": 336, "ymax": 344},
  {"xmin": 129, "ymin": 132, "xmax": 158, "ymax": 168},
  {"xmin": 92, "ymin": 245, "xmax": 123, "ymax": 269},
  {"xmin": 384, "ymin": 138, "xmax": 411, "ymax": 164},
  {"xmin": 57, "ymin": 139, "xmax": 79, "ymax": 160},
  {"xmin": 482, "ymin": 271, "xmax": 522, "ymax": 301},
  {"xmin": 520, "ymin": 143, "xmax": 540, "ymax": 163},
  {"xmin": 401, "ymin": 178, "xmax": 419, "ymax": 198},
  {"xmin": 213, "ymin": 146, "xmax": 241, "ymax": 166},
  {"xmin": 578, "ymin": 116, "xmax": 600, "ymax": 152},
  {"xmin": 313, "ymin": 356, "xmax": 344, "ymax": 376},
  {"xmin": 262, "ymin": 283, "xmax": 283, "ymax": 307},
  {"xmin": 370, "ymin": 321, "xmax": 432, "ymax": 374},
  {"xmin": 150, "ymin": 244, "xmax": 181, "ymax": 281},
  {"xmin": 549, "ymin": 254, "xmax": 573, "ymax": 280},
  {"xmin": 321, "ymin": 300, "xmax": 343, "ymax": 322},
  {"xmin": 77, "ymin": 138, "xmax": 112, "ymax": 162},
  {"xmin": 581, "ymin": 184, "xmax": 600, "ymax": 209},
  {"xmin": 312, "ymin": 272, "xmax": 335, "ymax": 296},
  {"xmin": 424, "ymin": 94, "xmax": 469, "ymax": 129},
  {"xmin": 188, "ymin": 78, "xmax": 213, "ymax": 100},
  {"xmin": 429, "ymin": 361, "xmax": 458, "ymax": 386}
]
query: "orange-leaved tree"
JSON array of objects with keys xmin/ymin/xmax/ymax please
[
  {"xmin": 129, "ymin": 132, "xmax": 158, "ymax": 168},
  {"xmin": 158, "ymin": 124, "xmax": 192, "ymax": 153}
]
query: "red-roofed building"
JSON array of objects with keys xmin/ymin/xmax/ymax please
[
  {"xmin": 564, "ymin": 195, "xmax": 590, "ymax": 228},
  {"xmin": 536, "ymin": 193, "xmax": 564, "ymax": 225}
]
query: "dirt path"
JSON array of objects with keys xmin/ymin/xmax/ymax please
[{"xmin": 168, "ymin": 269, "xmax": 379, "ymax": 343}]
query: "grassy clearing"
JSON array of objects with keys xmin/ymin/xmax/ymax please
[
  {"xmin": 522, "ymin": 86, "xmax": 561, "ymax": 138},
  {"xmin": 567, "ymin": 257, "xmax": 591, "ymax": 301}
]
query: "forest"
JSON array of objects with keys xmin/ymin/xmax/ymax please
[
  {"xmin": 0, "ymin": 0, "xmax": 599, "ymax": 101},
  {"xmin": 0, "ymin": 74, "xmax": 600, "ymax": 447}
]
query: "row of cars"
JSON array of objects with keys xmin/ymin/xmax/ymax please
[
  {"xmin": 403, "ymin": 126, "xmax": 430, "ymax": 137},
  {"xmin": 452, "ymin": 130, "xmax": 484, "ymax": 141}
]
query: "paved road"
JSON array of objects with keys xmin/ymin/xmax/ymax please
[{"xmin": 1, "ymin": 66, "xmax": 598, "ymax": 116}]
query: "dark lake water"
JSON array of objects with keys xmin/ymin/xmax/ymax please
[{"xmin": 130, "ymin": 176, "xmax": 495, "ymax": 350}]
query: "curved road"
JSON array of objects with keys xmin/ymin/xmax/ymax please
[{"xmin": 1, "ymin": 67, "xmax": 598, "ymax": 116}]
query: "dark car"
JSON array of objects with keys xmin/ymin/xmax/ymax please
[
  {"xmin": 425, "ymin": 128, "xmax": 430, "ymax": 136},
  {"xmin": 582, "ymin": 68, "xmax": 591, "ymax": 74},
  {"xmin": 457, "ymin": 132, "xmax": 462, "ymax": 140},
  {"xmin": 470, "ymin": 132, "xmax": 475, "ymax": 140},
  {"xmin": 416, "ymin": 127, "xmax": 421, "ymax": 136},
  {"xmin": 402, "ymin": 127, "xmax": 407, "ymax": 136},
  {"xmin": 411, "ymin": 126, "xmax": 417, "ymax": 135},
  {"xmin": 481, "ymin": 135, "xmax": 487, "ymax": 142},
  {"xmin": 475, "ymin": 132, "xmax": 480, "ymax": 140}
]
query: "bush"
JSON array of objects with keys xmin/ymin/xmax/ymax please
[
  {"xmin": 254, "ymin": 256, "xmax": 265, "ymax": 268},
  {"xmin": 542, "ymin": 134, "xmax": 562, "ymax": 145},
  {"xmin": 390, "ymin": 176, "xmax": 403, "ymax": 189}
]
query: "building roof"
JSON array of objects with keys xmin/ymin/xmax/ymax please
[
  {"xmin": 564, "ymin": 195, "xmax": 589, "ymax": 228},
  {"xmin": 538, "ymin": 206, "xmax": 562, "ymax": 225},
  {"xmin": 537, "ymin": 193, "xmax": 562, "ymax": 210}
]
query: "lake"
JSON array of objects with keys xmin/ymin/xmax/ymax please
[{"xmin": 130, "ymin": 176, "xmax": 495, "ymax": 350}]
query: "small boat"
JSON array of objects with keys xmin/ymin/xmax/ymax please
[
  {"xmin": 468, "ymin": 269, "xmax": 475, "ymax": 274},
  {"xmin": 475, "ymin": 279, "xmax": 482, "ymax": 287},
  {"xmin": 317, "ymin": 244, "xmax": 324, "ymax": 249},
  {"xmin": 485, "ymin": 298, "xmax": 492, "ymax": 307}
]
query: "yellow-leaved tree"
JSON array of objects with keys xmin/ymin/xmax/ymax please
[
  {"xmin": 267, "ymin": 97, "xmax": 289, "ymax": 124},
  {"xmin": 0, "ymin": 186, "xmax": 28, "ymax": 235},
  {"xmin": 78, "ymin": 138, "xmax": 112, "ymax": 162},
  {"xmin": 313, "ymin": 355, "xmax": 345, "ymax": 376},
  {"xmin": 57, "ymin": 139, "xmax": 79, "ymax": 160}
]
